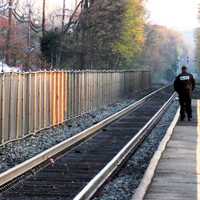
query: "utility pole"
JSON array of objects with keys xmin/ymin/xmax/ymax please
[
  {"xmin": 62, "ymin": 0, "xmax": 66, "ymax": 32},
  {"xmin": 84, "ymin": 0, "xmax": 89, "ymax": 9},
  {"xmin": 26, "ymin": 3, "xmax": 31, "ymax": 70},
  {"xmin": 42, "ymin": 0, "xmax": 46, "ymax": 36},
  {"xmin": 75, "ymin": 0, "xmax": 78, "ymax": 9},
  {"xmin": 6, "ymin": 0, "xmax": 13, "ymax": 65}
]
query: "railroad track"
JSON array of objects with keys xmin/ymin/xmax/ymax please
[{"xmin": 0, "ymin": 86, "xmax": 175, "ymax": 200}]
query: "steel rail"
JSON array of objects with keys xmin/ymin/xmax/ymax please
[
  {"xmin": 74, "ymin": 92, "xmax": 176, "ymax": 200},
  {"xmin": 0, "ymin": 86, "xmax": 169, "ymax": 188}
]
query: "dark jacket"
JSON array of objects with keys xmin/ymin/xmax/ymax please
[{"xmin": 174, "ymin": 72, "xmax": 195, "ymax": 97}]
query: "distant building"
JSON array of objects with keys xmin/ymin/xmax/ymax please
[
  {"xmin": 0, "ymin": 15, "xmax": 8, "ymax": 27},
  {"xmin": 0, "ymin": 14, "xmax": 25, "ymax": 62},
  {"xmin": 0, "ymin": 15, "xmax": 8, "ymax": 49}
]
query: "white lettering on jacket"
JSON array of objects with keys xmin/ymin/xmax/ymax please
[{"xmin": 179, "ymin": 76, "xmax": 190, "ymax": 81}]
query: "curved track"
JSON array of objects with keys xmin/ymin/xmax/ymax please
[{"xmin": 0, "ymin": 86, "xmax": 175, "ymax": 200}]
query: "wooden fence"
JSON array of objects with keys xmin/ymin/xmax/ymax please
[{"xmin": 0, "ymin": 70, "xmax": 151, "ymax": 145}]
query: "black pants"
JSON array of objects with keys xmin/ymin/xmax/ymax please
[{"xmin": 179, "ymin": 95, "xmax": 192, "ymax": 119}]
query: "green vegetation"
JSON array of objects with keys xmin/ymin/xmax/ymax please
[
  {"xmin": 40, "ymin": 31, "xmax": 61, "ymax": 67},
  {"xmin": 140, "ymin": 25, "xmax": 188, "ymax": 82},
  {"xmin": 41, "ymin": 0, "xmax": 146, "ymax": 69},
  {"xmin": 40, "ymin": 0, "xmax": 188, "ymax": 82},
  {"xmin": 113, "ymin": 0, "xmax": 145, "ymax": 68}
]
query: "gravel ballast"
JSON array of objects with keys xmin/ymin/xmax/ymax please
[
  {"xmin": 0, "ymin": 88, "xmax": 159, "ymax": 174},
  {"xmin": 93, "ymin": 100, "xmax": 179, "ymax": 200}
]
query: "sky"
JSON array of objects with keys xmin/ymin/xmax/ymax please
[
  {"xmin": 146, "ymin": 0, "xmax": 199, "ymax": 31},
  {"xmin": 43, "ymin": 0, "xmax": 76, "ymax": 12}
]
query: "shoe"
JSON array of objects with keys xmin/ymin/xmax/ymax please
[
  {"xmin": 188, "ymin": 115, "xmax": 192, "ymax": 121},
  {"xmin": 180, "ymin": 117, "xmax": 185, "ymax": 121}
]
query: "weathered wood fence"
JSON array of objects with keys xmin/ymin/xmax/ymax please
[{"xmin": 0, "ymin": 70, "xmax": 151, "ymax": 144}]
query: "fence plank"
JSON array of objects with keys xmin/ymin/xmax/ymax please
[
  {"xmin": 64, "ymin": 72, "xmax": 68, "ymax": 120},
  {"xmin": 52, "ymin": 72, "xmax": 57, "ymax": 126},
  {"xmin": 46, "ymin": 72, "xmax": 51, "ymax": 126},
  {"xmin": 9, "ymin": 73, "xmax": 18, "ymax": 140},
  {"xmin": 2, "ymin": 74, "xmax": 11, "ymax": 142},
  {"xmin": 0, "ymin": 75, "xmax": 2, "ymax": 144},
  {"xmin": 39, "ymin": 72, "xmax": 43, "ymax": 130},
  {"xmin": 67, "ymin": 72, "xmax": 72, "ymax": 119},
  {"xmin": 49, "ymin": 72, "xmax": 53, "ymax": 126},
  {"xmin": 28, "ymin": 73, "xmax": 33, "ymax": 133},
  {"xmin": 22, "ymin": 74, "xmax": 28, "ymax": 136},
  {"xmin": 16, "ymin": 74, "xmax": 23, "ymax": 138},
  {"xmin": 43, "ymin": 72, "xmax": 47, "ymax": 127}
]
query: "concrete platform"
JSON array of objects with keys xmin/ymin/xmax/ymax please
[{"xmin": 143, "ymin": 100, "xmax": 200, "ymax": 200}]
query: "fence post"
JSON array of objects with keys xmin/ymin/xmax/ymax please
[
  {"xmin": 9, "ymin": 73, "xmax": 18, "ymax": 140},
  {"xmin": 52, "ymin": 71, "xmax": 56, "ymax": 126},
  {"xmin": 67, "ymin": 71, "xmax": 72, "ymax": 119},
  {"xmin": 43, "ymin": 71, "xmax": 47, "ymax": 127},
  {"xmin": 2, "ymin": 73, "xmax": 11, "ymax": 143},
  {"xmin": 28, "ymin": 73, "xmax": 33, "ymax": 133},
  {"xmin": 0, "ymin": 74, "xmax": 2, "ymax": 144}
]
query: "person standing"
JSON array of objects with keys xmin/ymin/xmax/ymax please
[{"xmin": 174, "ymin": 66, "xmax": 195, "ymax": 121}]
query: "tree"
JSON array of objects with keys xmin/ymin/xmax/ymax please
[
  {"xmin": 41, "ymin": 0, "xmax": 146, "ymax": 70},
  {"xmin": 195, "ymin": 27, "xmax": 200, "ymax": 70},
  {"xmin": 194, "ymin": 5, "xmax": 200, "ymax": 73},
  {"xmin": 114, "ymin": 0, "xmax": 145, "ymax": 68},
  {"xmin": 139, "ymin": 25, "xmax": 188, "ymax": 81},
  {"xmin": 40, "ymin": 30, "xmax": 61, "ymax": 67}
]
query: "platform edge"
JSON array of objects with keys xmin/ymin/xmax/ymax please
[{"xmin": 131, "ymin": 106, "xmax": 180, "ymax": 200}]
